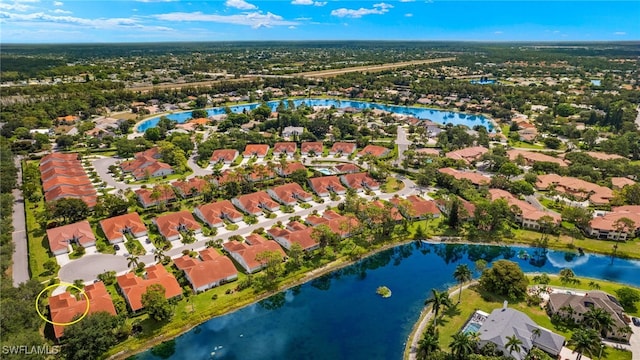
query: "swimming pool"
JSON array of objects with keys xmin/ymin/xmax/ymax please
[
  {"xmin": 462, "ymin": 322, "xmax": 482, "ymax": 334},
  {"xmin": 317, "ymin": 168, "xmax": 333, "ymax": 175}
]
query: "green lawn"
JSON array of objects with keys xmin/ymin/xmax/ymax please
[{"xmin": 382, "ymin": 177, "xmax": 405, "ymax": 193}]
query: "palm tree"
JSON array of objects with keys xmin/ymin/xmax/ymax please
[
  {"xmin": 424, "ymin": 289, "xmax": 453, "ymax": 320},
  {"xmin": 127, "ymin": 255, "xmax": 140, "ymax": 270},
  {"xmin": 453, "ymin": 264, "xmax": 472, "ymax": 303},
  {"xmin": 416, "ymin": 329, "xmax": 440, "ymax": 360},
  {"xmin": 567, "ymin": 328, "xmax": 601, "ymax": 360},
  {"xmin": 611, "ymin": 217, "xmax": 635, "ymax": 263},
  {"xmin": 449, "ymin": 331, "xmax": 476, "ymax": 360},
  {"xmin": 154, "ymin": 248, "xmax": 165, "ymax": 264},
  {"xmin": 583, "ymin": 307, "xmax": 614, "ymax": 337},
  {"xmin": 530, "ymin": 327, "xmax": 542, "ymax": 344},
  {"xmin": 505, "ymin": 334, "xmax": 524, "ymax": 358}
]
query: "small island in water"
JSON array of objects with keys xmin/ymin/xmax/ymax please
[{"xmin": 376, "ymin": 286, "xmax": 392, "ymax": 298}]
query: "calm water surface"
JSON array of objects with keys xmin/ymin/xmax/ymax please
[
  {"xmin": 136, "ymin": 98, "xmax": 494, "ymax": 132},
  {"xmin": 136, "ymin": 242, "xmax": 640, "ymax": 360}
]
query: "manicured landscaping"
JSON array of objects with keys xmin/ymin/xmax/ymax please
[{"xmin": 23, "ymin": 184, "xmax": 56, "ymax": 282}]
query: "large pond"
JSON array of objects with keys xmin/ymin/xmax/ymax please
[
  {"xmin": 136, "ymin": 242, "xmax": 640, "ymax": 360},
  {"xmin": 136, "ymin": 98, "xmax": 494, "ymax": 132}
]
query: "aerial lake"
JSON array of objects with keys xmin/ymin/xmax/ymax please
[
  {"xmin": 136, "ymin": 98, "xmax": 494, "ymax": 132},
  {"xmin": 137, "ymin": 242, "xmax": 640, "ymax": 360}
]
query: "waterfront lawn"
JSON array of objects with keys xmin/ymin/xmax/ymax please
[{"xmin": 437, "ymin": 285, "xmax": 632, "ymax": 360}]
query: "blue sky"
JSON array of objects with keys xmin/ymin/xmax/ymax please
[{"xmin": 1, "ymin": 1, "xmax": 638, "ymax": 43}]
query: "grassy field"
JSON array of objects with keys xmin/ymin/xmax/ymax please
[{"xmin": 433, "ymin": 275, "xmax": 637, "ymax": 360}]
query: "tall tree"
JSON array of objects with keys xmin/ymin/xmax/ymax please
[
  {"xmin": 506, "ymin": 334, "xmax": 524, "ymax": 357},
  {"xmin": 449, "ymin": 331, "xmax": 476, "ymax": 360},
  {"xmin": 582, "ymin": 307, "xmax": 614, "ymax": 337},
  {"xmin": 424, "ymin": 289, "xmax": 453, "ymax": 321},
  {"xmin": 141, "ymin": 284, "xmax": 172, "ymax": 321},
  {"xmin": 567, "ymin": 328, "xmax": 601, "ymax": 360},
  {"xmin": 453, "ymin": 264, "xmax": 472, "ymax": 303},
  {"xmin": 62, "ymin": 312, "xmax": 118, "ymax": 360}
]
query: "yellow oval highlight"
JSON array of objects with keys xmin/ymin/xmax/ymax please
[{"xmin": 35, "ymin": 282, "xmax": 90, "ymax": 326}]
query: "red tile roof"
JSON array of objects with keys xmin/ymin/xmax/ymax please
[
  {"xmin": 155, "ymin": 210, "xmax": 201, "ymax": 240},
  {"xmin": 489, "ymin": 189, "xmax": 561, "ymax": 223},
  {"xmin": 40, "ymin": 153, "xmax": 96, "ymax": 207},
  {"xmin": 507, "ymin": 149, "xmax": 568, "ymax": 167},
  {"xmin": 171, "ymin": 177, "xmax": 208, "ymax": 197},
  {"xmin": 536, "ymin": 174, "xmax": 614, "ymax": 205},
  {"xmin": 99, "ymin": 213, "xmax": 147, "ymax": 243},
  {"xmin": 273, "ymin": 142, "xmax": 297, "ymax": 154},
  {"xmin": 135, "ymin": 186, "xmax": 176, "ymax": 208},
  {"xmin": 210, "ymin": 149, "xmax": 238, "ymax": 163},
  {"xmin": 40, "ymin": 166, "xmax": 87, "ymax": 182},
  {"xmin": 243, "ymin": 144, "xmax": 269, "ymax": 157},
  {"xmin": 42, "ymin": 176, "xmax": 92, "ymax": 192},
  {"xmin": 585, "ymin": 152, "xmax": 625, "ymax": 161},
  {"xmin": 334, "ymin": 163, "xmax": 360, "ymax": 173},
  {"xmin": 371, "ymin": 200, "xmax": 403, "ymax": 221},
  {"xmin": 234, "ymin": 191, "xmax": 280, "ymax": 214},
  {"xmin": 269, "ymin": 183, "xmax": 312, "ymax": 204},
  {"xmin": 390, "ymin": 195, "xmax": 441, "ymax": 218},
  {"xmin": 445, "ymin": 146, "xmax": 488, "ymax": 164},
  {"xmin": 438, "ymin": 167, "xmax": 490, "ymax": 186},
  {"xmin": 358, "ymin": 144, "xmax": 390, "ymax": 157},
  {"xmin": 266, "ymin": 226, "xmax": 318, "ymax": 251},
  {"xmin": 340, "ymin": 172, "xmax": 380, "ymax": 190},
  {"xmin": 116, "ymin": 265, "xmax": 182, "ymax": 312},
  {"xmin": 49, "ymin": 281, "xmax": 116, "ymax": 339},
  {"xmin": 46, "ymin": 220, "xmax": 96, "ymax": 254},
  {"xmin": 223, "ymin": 236, "xmax": 286, "ymax": 271},
  {"xmin": 40, "ymin": 153, "xmax": 78, "ymax": 165},
  {"xmin": 247, "ymin": 164, "xmax": 276, "ymax": 182},
  {"xmin": 304, "ymin": 210, "xmax": 359, "ymax": 237},
  {"xmin": 308, "ymin": 176, "xmax": 346, "ymax": 196},
  {"xmin": 611, "ymin": 177, "xmax": 635, "ymax": 189},
  {"xmin": 173, "ymin": 249, "xmax": 237, "ymax": 290},
  {"xmin": 277, "ymin": 161, "xmax": 306, "ymax": 176},
  {"xmin": 300, "ymin": 142, "xmax": 323, "ymax": 154},
  {"xmin": 415, "ymin": 148, "xmax": 441, "ymax": 156},
  {"xmin": 195, "ymin": 200, "xmax": 243, "ymax": 226},
  {"xmin": 44, "ymin": 185, "xmax": 98, "ymax": 208},
  {"xmin": 330, "ymin": 142, "xmax": 357, "ymax": 155}
]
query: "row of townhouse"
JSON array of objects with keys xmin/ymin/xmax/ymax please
[{"xmin": 40, "ymin": 153, "xmax": 97, "ymax": 208}]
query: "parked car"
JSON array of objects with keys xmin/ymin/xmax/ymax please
[
  {"xmin": 633, "ymin": 317, "xmax": 640, "ymax": 327},
  {"xmin": 113, "ymin": 244, "xmax": 120, "ymax": 251}
]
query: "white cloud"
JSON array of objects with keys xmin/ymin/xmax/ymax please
[
  {"xmin": 405, "ymin": 13, "xmax": 413, "ymax": 17},
  {"xmin": 494, "ymin": 31, "xmax": 503, "ymax": 34},
  {"xmin": 614, "ymin": 31, "xmax": 626, "ymax": 35},
  {"xmin": 135, "ymin": 0, "xmax": 178, "ymax": 2},
  {"xmin": 331, "ymin": 3, "xmax": 393, "ymax": 18},
  {"xmin": 291, "ymin": 0, "xmax": 326, "ymax": 6},
  {"xmin": 295, "ymin": 17, "xmax": 311, "ymax": 21},
  {"xmin": 52, "ymin": 8, "xmax": 70, "ymax": 14},
  {"xmin": 399, "ymin": 0, "xmax": 415, "ymax": 2},
  {"xmin": 0, "ymin": 11, "xmax": 173, "ymax": 31},
  {"xmin": 288, "ymin": 25, "xmax": 296, "ymax": 29},
  {"xmin": 153, "ymin": 11, "xmax": 298, "ymax": 28},
  {"xmin": 225, "ymin": 0, "xmax": 257, "ymax": 10},
  {"xmin": 0, "ymin": 1, "xmax": 34, "ymax": 11},
  {"xmin": 53, "ymin": 1, "xmax": 63, "ymax": 6}
]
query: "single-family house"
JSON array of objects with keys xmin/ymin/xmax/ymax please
[
  {"xmin": 304, "ymin": 210, "xmax": 360, "ymax": 238},
  {"xmin": 435, "ymin": 196, "xmax": 476, "ymax": 221},
  {"xmin": 99, "ymin": 212, "xmax": 147, "ymax": 244},
  {"xmin": 300, "ymin": 142, "xmax": 323, "ymax": 156},
  {"xmin": 586, "ymin": 205, "xmax": 640, "ymax": 241},
  {"xmin": 173, "ymin": 248, "xmax": 238, "ymax": 292},
  {"xmin": 135, "ymin": 186, "xmax": 176, "ymax": 209},
  {"xmin": 272, "ymin": 142, "xmax": 297, "ymax": 157},
  {"xmin": 340, "ymin": 172, "xmax": 380, "ymax": 192},
  {"xmin": 120, "ymin": 147, "xmax": 174, "ymax": 180},
  {"xmin": 243, "ymin": 144, "xmax": 269, "ymax": 158},
  {"xmin": 611, "ymin": 177, "xmax": 635, "ymax": 190},
  {"xmin": 267, "ymin": 183, "xmax": 313, "ymax": 205},
  {"xmin": 445, "ymin": 146, "xmax": 488, "ymax": 165},
  {"xmin": 232, "ymin": 191, "xmax": 280, "ymax": 215},
  {"xmin": 116, "ymin": 265, "xmax": 182, "ymax": 313},
  {"xmin": 308, "ymin": 176, "xmax": 347, "ymax": 197},
  {"xmin": 223, "ymin": 234, "xmax": 286, "ymax": 273},
  {"xmin": 276, "ymin": 161, "xmax": 307, "ymax": 177},
  {"xmin": 194, "ymin": 200, "xmax": 244, "ymax": 227},
  {"xmin": 154, "ymin": 210, "xmax": 202, "ymax": 242},
  {"xmin": 334, "ymin": 163, "xmax": 360, "ymax": 174},
  {"xmin": 370, "ymin": 200, "xmax": 404, "ymax": 221},
  {"xmin": 210, "ymin": 149, "xmax": 238, "ymax": 165},
  {"xmin": 390, "ymin": 195, "xmax": 441, "ymax": 220},
  {"xmin": 266, "ymin": 224, "xmax": 318, "ymax": 251},
  {"xmin": 438, "ymin": 168, "xmax": 491, "ymax": 187},
  {"xmin": 358, "ymin": 144, "xmax": 391, "ymax": 158},
  {"xmin": 171, "ymin": 177, "xmax": 208, "ymax": 198},
  {"xmin": 536, "ymin": 174, "xmax": 614, "ymax": 206},
  {"xmin": 329, "ymin": 142, "xmax": 357, "ymax": 156},
  {"xmin": 246, "ymin": 164, "xmax": 276, "ymax": 182},
  {"xmin": 46, "ymin": 221, "xmax": 96, "ymax": 256},
  {"xmin": 49, "ymin": 281, "xmax": 116, "ymax": 339},
  {"xmin": 507, "ymin": 150, "xmax": 568, "ymax": 167},
  {"xmin": 489, "ymin": 189, "xmax": 561, "ymax": 230}
]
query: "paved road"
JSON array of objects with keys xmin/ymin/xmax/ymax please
[
  {"xmin": 186, "ymin": 153, "xmax": 212, "ymax": 178},
  {"xmin": 92, "ymin": 156, "xmax": 140, "ymax": 192},
  {"xmin": 525, "ymin": 194, "xmax": 561, "ymax": 217},
  {"xmin": 396, "ymin": 126, "xmax": 412, "ymax": 166},
  {"xmin": 11, "ymin": 156, "xmax": 30, "ymax": 286},
  {"xmin": 58, "ymin": 177, "xmax": 418, "ymax": 283}
]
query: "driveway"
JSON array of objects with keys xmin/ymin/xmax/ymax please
[
  {"xmin": 395, "ymin": 126, "xmax": 412, "ymax": 166},
  {"xmin": 11, "ymin": 155, "xmax": 30, "ymax": 286},
  {"xmin": 59, "ymin": 254, "xmax": 130, "ymax": 283},
  {"xmin": 186, "ymin": 152, "xmax": 213, "ymax": 179},
  {"xmin": 92, "ymin": 156, "xmax": 140, "ymax": 192}
]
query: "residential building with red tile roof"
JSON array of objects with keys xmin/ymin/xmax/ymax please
[
  {"xmin": 39, "ymin": 153, "xmax": 97, "ymax": 208},
  {"xmin": 56, "ymin": 115, "xmax": 79, "ymax": 124},
  {"xmin": 390, "ymin": 195, "xmax": 441, "ymax": 220},
  {"xmin": 445, "ymin": 146, "xmax": 488, "ymax": 164},
  {"xmin": 276, "ymin": 161, "xmax": 307, "ymax": 177},
  {"xmin": 300, "ymin": 142, "xmax": 323, "ymax": 155},
  {"xmin": 232, "ymin": 191, "xmax": 280, "ymax": 215},
  {"xmin": 243, "ymin": 144, "xmax": 270, "ymax": 158},
  {"xmin": 154, "ymin": 210, "xmax": 202, "ymax": 241},
  {"xmin": 272, "ymin": 142, "xmax": 297, "ymax": 157},
  {"xmin": 371, "ymin": 200, "xmax": 403, "ymax": 221},
  {"xmin": 120, "ymin": 152, "xmax": 174, "ymax": 180},
  {"xmin": 586, "ymin": 206, "xmax": 640, "ymax": 241},
  {"xmin": 536, "ymin": 174, "xmax": 614, "ymax": 206},
  {"xmin": 358, "ymin": 144, "xmax": 391, "ymax": 158},
  {"xmin": 246, "ymin": 164, "xmax": 276, "ymax": 182},
  {"xmin": 507, "ymin": 149, "xmax": 568, "ymax": 167},
  {"xmin": 116, "ymin": 265, "xmax": 182, "ymax": 312},
  {"xmin": 210, "ymin": 149, "xmax": 239, "ymax": 165},
  {"xmin": 267, "ymin": 183, "xmax": 313, "ymax": 205},
  {"xmin": 194, "ymin": 200, "xmax": 243, "ymax": 227},
  {"xmin": 415, "ymin": 148, "xmax": 441, "ymax": 156},
  {"xmin": 585, "ymin": 152, "xmax": 626, "ymax": 161},
  {"xmin": 171, "ymin": 177, "xmax": 208, "ymax": 198},
  {"xmin": 438, "ymin": 168, "xmax": 491, "ymax": 186},
  {"xmin": 435, "ymin": 196, "xmax": 476, "ymax": 221},
  {"xmin": 488, "ymin": 189, "xmax": 561, "ymax": 230},
  {"xmin": 49, "ymin": 281, "xmax": 116, "ymax": 339},
  {"xmin": 329, "ymin": 142, "xmax": 357, "ymax": 156},
  {"xmin": 135, "ymin": 186, "xmax": 176, "ymax": 209},
  {"xmin": 340, "ymin": 172, "xmax": 380, "ymax": 192},
  {"xmin": 334, "ymin": 163, "xmax": 361, "ymax": 174},
  {"xmin": 223, "ymin": 235, "xmax": 286, "ymax": 273},
  {"xmin": 173, "ymin": 248, "xmax": 238, "ymax": 292},
  {"xmin": 308, "ymin": 176, "xmax": 347, "ymax": 197},
  {"xmin": 46, "ymin": 220, "xmax": 96, "ymax": 255},
  {"xmin": 611, "ymin": 177, "xmax": 635, "ymax": 190},
  {"xmin": 266, "ymin": 225, "xmax": 318, "ymax": 251},
  {"xmin": 304, "ymin": 210, "xmax": 360, "ymax": 238},
  {"xmin": 99, "ymin": 212, "xmax": 147, "ymax": 244}
]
